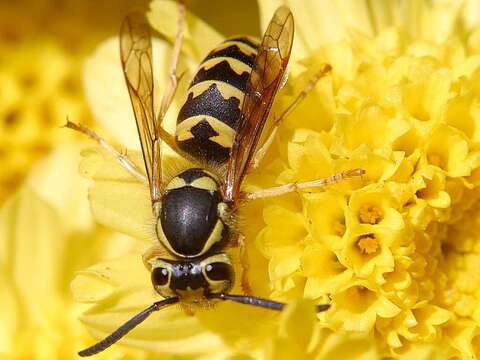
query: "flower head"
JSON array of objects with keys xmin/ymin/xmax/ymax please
[{"xmin": 76, "ymin": 0, "xmax": 480, "ymax": 358}]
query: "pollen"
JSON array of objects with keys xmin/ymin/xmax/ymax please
[
  {"xmin": 358, "ymin": 204, "xmax": 383, "ymax": 224},
  {"xmin": 357, "ymin": 234, "xmax": 379, "ymax": 255}
]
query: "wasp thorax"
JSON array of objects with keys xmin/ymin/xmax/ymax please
[
  {"xmin": 150, "ymin": 253, "xmax": 234, "ymax": 299},
  {"xmin": 156, "ymin": 168, "xmax": 231, "ymax": 258}
]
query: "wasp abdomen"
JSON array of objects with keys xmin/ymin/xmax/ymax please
[
  {"xmin": 156, "ymin": 169, "xmax": 229, "ymax": 258},
  {"xmin": 176, "ymin": 36, "xmax": 260, "ymax": 164}
]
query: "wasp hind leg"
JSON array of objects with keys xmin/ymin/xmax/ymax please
[
  {"xmin": 245, "ymin": 168, "xmax": 365, "ymax": 201},
  {"xmin": 250, "ymin": 64, "xmax": 332, "ymax": 170},
  {"xmin": 65, "ymin": 121, "xmax": 147, "ymax": 184}
]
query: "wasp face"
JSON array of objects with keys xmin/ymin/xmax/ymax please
[{"xmin": 150, "ymin": 253, "xmax": 234, "ymax": 300}]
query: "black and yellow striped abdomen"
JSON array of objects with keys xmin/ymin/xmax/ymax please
[{"xmin": 176, "ymin": 36, "xmax": 260, "ymax": 164}]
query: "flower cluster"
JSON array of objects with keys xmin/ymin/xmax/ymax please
[
  {"xmin": 250, "ymin": 0, "xmax": 480, "ymax": 357},
  {"xmin": 76, "ymin": 0, "xmax": 480, "ymax": 359}
]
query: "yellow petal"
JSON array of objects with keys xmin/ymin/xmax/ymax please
[
  {"xmin": 267, "ymin": 300, "xmax": 318, "ymax": 359},
  {"xmin": 314, "ymin": 330, "xmax": 378, "ymax": 360},
  {"xmin": 26, "ymin": 143, "xmax": 93, "ymax": 231},
  {"xmin": 0, "ymin": 187, "xmax": 64, "ymax": 306},
  {"xmin": 80, "ymin": 148, "xmax": 154, "ymax": 242},
  {"xmin": 83, "ymin": 36, "xmax": 188, "ymax": 149},
  {"xmin": 148, "ymin": 0, "xmax": 223, "ymax": 62},
  {"xmin": 258, "ymin": 1, "xmax": 378, "ymax": 59}
]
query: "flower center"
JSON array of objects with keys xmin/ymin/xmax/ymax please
[
  {"xmin": 356, "ymin": 234, "xmax": 379, "ymax": 255},
  {"xmin": 358, "ymin": 204, "xmax": 383, "ymax": 224}
]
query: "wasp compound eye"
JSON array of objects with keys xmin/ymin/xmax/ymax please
[
  {"xmin": 151, "ymin": 267, "xmax": 169, "ymax": 286},
  {"xmin": 205, "ymin": 262, "xmax": 233, "ymax": 281}
]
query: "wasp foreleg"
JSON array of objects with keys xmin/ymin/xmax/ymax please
[
  {"xmin": 65, "ymin": 121, "xmax": 147, "ymax": 184},
  {"xmin": 237, "ymin": 235, "xmax": 253, "ymax": 295}
]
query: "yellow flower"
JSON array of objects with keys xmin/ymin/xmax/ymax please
[
  {"xmin": 75, "ymin": 0, "xmax": 480, "ymax": 358},
  {"xmin": 0, "ymin": 145, "xmax": 169, "ymax": 359}
]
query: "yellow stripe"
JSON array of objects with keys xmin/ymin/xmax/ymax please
[
  {"xmin": 234, "ymin": 36, "xmax": 260, "ymax": 48},
  {"xmin": 176, "ymin": 115, "xmax": 237, "ymax": 148},
  {"xmin": 156, "ymin": 214, "xmax": 224, "ymax": 258},
  {"xmin": 200, "ymin": 220, "xmax": 224, "ymax": 256},
  {"xmin": 164, "ymin": 176, "xmax": 187, "ymax": 191},
  {"xmin": 188, "ymin": 80, "xmax": 245, "ymax": 101},
  {"xmin": 201, "ymin": 253, "xmax": 232, "ymax": 267},
  {"xmin": 190, "ymin": 176, "xmax": 218, "ymax": 191},
  {"xmin": 200, "ymin": 56, "xmax": 252, "ymax": 76},
  {"xmin": 220, "ymin": 40, "xmax": 258, "ymax": 55}
]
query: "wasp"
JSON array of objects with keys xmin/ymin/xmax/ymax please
[{"xmin": 69, "ymin": 3, "xmax": 364, "ymax": 356}]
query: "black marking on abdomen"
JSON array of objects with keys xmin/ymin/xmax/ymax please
[
  {"xmin": 177, "ymin": 83, "xmax": 241, "ymax": 129},
  {"xmin": 178, "ymin": 120, "xmax": 230, "ymax": 163},
  {"xmin": 176, "ymin": 36, "xmax": 260, "ymax": 164},
  {"xmin": 191, "ymin": 60, "xmax": 250, "ymax": 92},
  {"xmin": 204, "ymin": 44, "xmax": 256, "ymax": 67},
  {"xmin": 177, "ymin": 168, "xmax": 212, "ymax": 184}
]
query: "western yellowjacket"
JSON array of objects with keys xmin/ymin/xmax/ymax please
[{"xmin": 69, "ymin": 2, "xmax": 364, "ymax": 356}]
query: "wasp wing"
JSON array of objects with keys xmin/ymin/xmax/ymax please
[
  {"xmin": 120, "ymin": 12, "xmax": 162, "ymax": 203},
  {"xmin": 223, "ymin": 6, "xmax": 294, "ymax": 202}
]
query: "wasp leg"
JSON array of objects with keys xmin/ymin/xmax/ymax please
[
  {"xmin": 65, "ymin": 121, "xmax": 147, "ymax": 184},
  {"xmin": 155, "ymin": 0, "xmax": 186, "ymax": 155},
  {"xmin": 237, "ymin": 235, "xmax": 252, "ymax": 295},
  {"xmin": 245, "ymin": 168, "xmax": 365, "ymax": 201},
  {"xmin": 250, "ymin": 64, "xmax": 332, "ymax": 170},
  {"xmin": 142, "ymin": 244, "xmax": 169, "ymax": 271}
]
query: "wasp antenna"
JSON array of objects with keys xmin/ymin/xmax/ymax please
[
  {"xmin": 78, "ymin": 297, "xmax": 179, "ymax": 357},
  {"xmin": 209, "ymin": 293, "xmax": 330, "ymax": 312}
]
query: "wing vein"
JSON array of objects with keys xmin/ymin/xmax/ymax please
[
  {"xmin": 120, "ymin": 12, "xmax": 162, "ymax": 203},
  {"xmin": 223, "ymin": 7, "xmax": 294, "ymax": 203}
]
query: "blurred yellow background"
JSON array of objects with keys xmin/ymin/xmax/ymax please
[{"xmin": 0, "ymin": 0, "xmax": 258, "ymax": 204}]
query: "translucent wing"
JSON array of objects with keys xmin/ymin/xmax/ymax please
[
  {"xmin": 223, "ymin": 6, "xmax": 294, "ymax": 202},
  {"xmin": 120, "ymin": 12, "xmax": 162, "ymax": 203}
]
